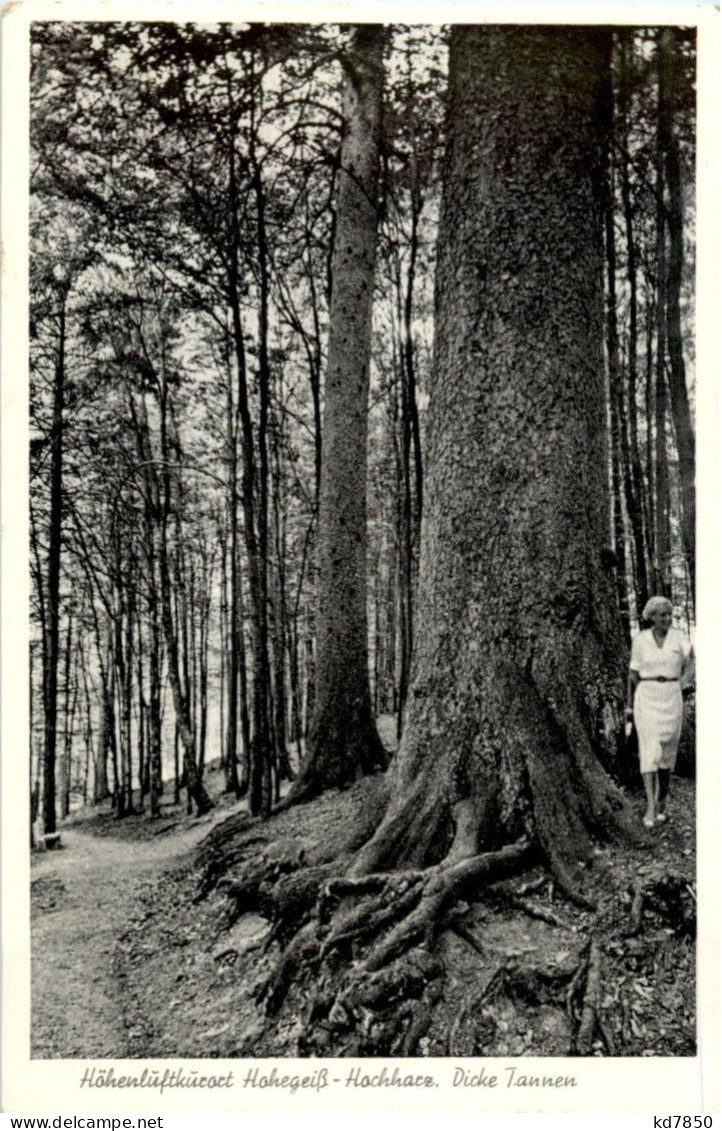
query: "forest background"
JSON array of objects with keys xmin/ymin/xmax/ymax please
[
  {"xmin": 29, "ymin": 19, "xmax": 701, "ymax": 832},
  {"xmin": 28, "ymin": 20, "xmax": 696, "ymax": 833}
]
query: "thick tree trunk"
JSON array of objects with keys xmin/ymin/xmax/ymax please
[
  {"xmin": 352, "ymin": 27, "xmax": 637, "ymax": 894},
  {"xmin": 285, "ymin": 24, "xmax": 389, "ymax": 804}
]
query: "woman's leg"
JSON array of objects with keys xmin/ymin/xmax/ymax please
[
  {"xmin": 657, "ymin": 768, "xmax": 671, "ymax": 815},
  {"xmin": 642, "ymin": 771, "xmax": 657, "ymax": 823}
]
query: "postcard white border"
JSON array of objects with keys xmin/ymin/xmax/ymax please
[{"xmin": 2, "ymin": 0, "xmax": 720, "ymax": 1114}]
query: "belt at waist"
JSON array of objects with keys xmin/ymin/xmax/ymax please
[{"xmin": 638, "ymin": 676, "xmax": 679, "ymax": 682}]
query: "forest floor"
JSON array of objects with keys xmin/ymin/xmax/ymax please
[{"xmin": 31, "ymin": 717, "xmax": 696, "ymax": 1060}]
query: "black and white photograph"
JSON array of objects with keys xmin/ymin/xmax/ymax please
[{"xmin": 2, "ymin": 0, "xmax": 719, "ymax": 1115}]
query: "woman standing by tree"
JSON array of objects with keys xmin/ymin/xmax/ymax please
[{"xmin": 627, "ymin": 596, "xmax": 693, "ymax": 827}]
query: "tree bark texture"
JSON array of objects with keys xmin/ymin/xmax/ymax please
[
  {"xmin": 658, "ymin": 28, "xmax": 695, "ymax": 597},
  {"xmin": 158, "ymin": 382, "xmax": 214, "ymax": 816},
  {"xmin": 618, "ymin": 32, "xmax": 652, "ymax": 611},
  {"xmin": 600, "ymin": 85, "xmax": 631, "ymax": 644},
  {"xmin": 352, "ymin": 27, "xmax": 636, "ymax": 894},
  {"xmin": 653, "ymin": 79, "xmax": 672, "ymax": 598},
  {"xmin": 42, "ymin": 297, "xmax": 66, "ymax": 835},
  {"xmin": 287, "ymin": 25, "xmax": 388, "ymax": 802}
]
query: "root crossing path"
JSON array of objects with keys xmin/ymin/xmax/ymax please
[{"xmin": 31, "ymin": 812, "xmax": 236, "ymax": 1059}]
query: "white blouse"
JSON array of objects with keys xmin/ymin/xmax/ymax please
[{"xmin": 629, "ymin": 627, "xmax": 688, "ymax": 680}]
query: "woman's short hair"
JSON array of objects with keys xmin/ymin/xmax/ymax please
[{"xmin": 642, "ymin": 595, "xmax": 673, "ymax": 622}]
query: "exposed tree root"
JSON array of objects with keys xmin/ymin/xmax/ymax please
[
  {"xmin": 629, "ymin": 881, "xmax": 646, "ymax": 935},
  {"xmin": 205, "ymin": 681, "xmax": 650, "ymax": 1058},
  {"xmin": 517, "ymin": 874, "xmax": 551, "ymax": 898},
  {"xmin": 545, "ymin": 858, "xmax": 598, "ymax": 911},
  {"xmin": 444, "ymin": 915, "xmax": 487, "ymax": 958},
  {"xmin": 573, "ymin": 937, "xmax": 602, "ymax": 1055},
  {"xmin": 257, "ymin": 921, "xmax": 320, "ymax": 1017},
  {"xmin": 509, "ymin": 897, "xmax": 571, "ymax": 930},
  {"xmin": 263, "ymin": 863, "xmax": 339, "ymax": 949},
  {"xmin": 212, "ymin": 819, "xmax": 669, "ymax": 1058},
  {"xmin": 596, "ymin": 1011, "xmax": 617, "ymax": 1056},
  {"xmin": 320, "ymin": 874, "xmax": 425, "ymax": 962},
  {"xmin": 487, "ymin": 881, "xmax": 572, "ymax": 929},
  {"xmin": 566, "ymin": 942, "xmax": 590, "ymax": 1033},
  {"xmin": 299, "ymin": 946, "xmax": 446, "ymax": 1057},
  {"xmin": 447, "ymin": 950, "xmax": 586, "ymax": 1056},
  {"xmin": 366, "ymin": 839, "xmax": 535, "ymax": 974},
  {"xmin": 447, "ymin": 964, "xmax": 507, "ymax": 1055},
  {"xmin": 395, "ymin": 977, "xmax": 444, "ymax": 1055},
  {"xmin": 249, "ymin": 835, "xmax": 535, "ymax": 1054},
  {"xmin": 217, "ymin": 841, "xmax": 307, "ymax": 916}
]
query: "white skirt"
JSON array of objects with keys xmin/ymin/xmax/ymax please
[{"xmin": 633, "ymin": 681, "xmax": 683, "ymax": 774}]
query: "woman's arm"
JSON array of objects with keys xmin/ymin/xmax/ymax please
[
  {"xmin": 681, "ymin": 645, "xmax": 695, "ymax": 689},
  {"xmin": 627, "ymin": 670, "xmax": 640, "ymax": 715}
]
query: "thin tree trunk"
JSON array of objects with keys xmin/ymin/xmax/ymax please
[
  {"xmin": 249, "ymin": 101, "xmax": 274, "ymax": 815},
  {"xmin": 94, "ymin": 627, "xmax": 113, "ymax": 804},
  {"xmin": 173, "ymin": 718, "xmax": 181, "ymax": 805},
  {"xmin": 644, "ymin": 291, "xmax": 656, "ymax": 555},
  {"xmin": 270, "ymin": 415, "xmax": 294, "ymax": 783},
  {"xmin": 397, "ymin": 195, "xmax": 424, "ymax": 732},
  {"xmin": 227, "ymin": 112, "xmax": 271, "ymax": 814},
  {"xmin": 218, "ymin": 522, "xmax": 227, "ymax": 775},
  {"xmin": 197, "ymin": 543, "xmax": 212, "ymax": 777},
  {"xmin": 59, "ymin": 609, "xmax": 74, "ymax": 820},
  {"xmin": 122, "ymin": 556, "xmax": 135, "ymax": 815},
  {"xmin": 654, "ymin": 70, "xmax": 672, "ymax": 598},
  {"xmin": 619, "ymin": 31, "xmax": 652, "ymax": 612},
  {"xmin": 224, "ymin": 364, "xmax": 242, "ymax": 797},
  {"xmin": 126, "ymin": 387, "xmax": 163, "ymax": 813},
  {"xmin": 158, "ymin": 377, "xmax": 214, "ymax": 816},
  {"xmin": 610, "ymin": 397, "xmax": 631, "ymax": 645},
  {"xmin": 601, "ymin": 78, "xmax": 630, "ymax": 641},
  {"xmin": 136, "ymin": 611, "xmax": 148, "ymax": 799},
  {"xmin": 109, "ymin": 661, "xmax": 120, "ymax": 810},
  {"xmin": 237, "ymin": 566, "xmax": 252, "ymax": 794},
  {"xmin": 42, "ymin": 296, "xmax": 66, "ymax": 835},
  {"xmin": 80, "ymin": 641, "xmax": 94, "ymax": 809},
  {"xmin": 658, "ymin": 28, "xmax": 695, "ymax": 597}
]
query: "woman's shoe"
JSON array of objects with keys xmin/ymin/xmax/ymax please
[
  {"xmin": 656, "ymin": 812, "xmax": 668, "ymax": 824},
  {"xmin": 643, "ymin": 815, "xmax": 656, "ymax": 828}
]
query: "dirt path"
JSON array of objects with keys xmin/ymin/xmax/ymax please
[{"xmin": 31, "ymin": 810, "xmax": 238, "ymax": 1059}]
